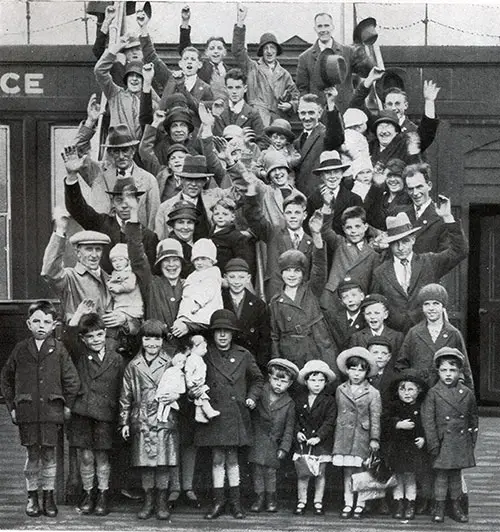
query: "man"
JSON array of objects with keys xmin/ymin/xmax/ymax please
[
  {"xmin": 296, "ymin": 12, "xmax": 373, "ymax": 112},
  {"xmin": 384, "ymin": 88, "xmax": 417, "ymax": 133},
  {"xmin": 371, "ymin": 198, "xmax": 468, "ymax": 333}
]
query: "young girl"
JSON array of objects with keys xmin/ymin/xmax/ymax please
[
  {"xmin": 382, "ymin": 369, "xmax": 429, "ymax": 520},
  {"xmin": 119, "ymin": 320, "xmax": 180, "ymax": 521},
  {"xmin": 292, "ymin": 360, "xmax": 337, "ymax": 516},
  {"xmin": 332, "ymin": 347, "xmax": 381, "ymax": 520}
]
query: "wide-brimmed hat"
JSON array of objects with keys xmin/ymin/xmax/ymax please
[
  {"xmin": 268, "ymin": 358, "xmax": 300, "ymax": 380},
  {"xmin": 337, "ymin": 347, "xmax": 378, "ymax": 377},
  {"xmin": 343, "ymin": 108, "xmax": 368, "ymax": 129},
  {"xmin": 177, "ymin": 155, "xmax": 214, "ymax": 179},
  {"xmin": 154, "ymin": 238, "xmax": 184, "ymax": 266},
  {"xmin": 337, "ymin": 276, "xmax": 364, "ymax": 297},
  {"xmin": 164, "ymin": 109, "xmax": 195, "ymax": 133},
  {"xmin": 278, "ymin": 249, "xmax": 307, "ymax": 273},
  {"xmin": 433, "ymin": 347, "xmax": 465, "ymax": 367},
  {"xmin": 353, "ymin": 17, "xmax": 378, "ymax": 45},
  {"xmin": 361, "ymin": 293, "xmax": 389, "ymax": 311},
  {"xmin": 315, "ymin": 49, "xmax": 348, "ymax": 90},
  {"xmin": 103, "ymin": 124, "xmax": 140, "ymax": 148},
  {"xmin": 264, "ymin": 152, "xmax": 290, "ymax": 177},
  {"xmin": 297, "ymin": 360, "xmax": 336, "ymax": 385},
  {"xmin": 210, "ymin": 309, "xmax": 240, "ymax": 331},
  {"xmin": 123, "ymin": 60, "xmax": 144, "ymax": 83},
  {"xmin": 375, "ymin": 68, "xmax": 408, "ymax": 103},
  {"xmin": 224, "ymin": 258, "xmax": 250, "ymax": 273},
  {"xmin": 69, "ymin": 230, "xmax": 110, "ymax": 247},
  {"xmin": 104, "ymin": 177, "xmax": 145, "ymax": 197},
  {"xmin": 167, "ymin": 201, "xmax": 199, "ymax": 225},
  {"xmin": 312, "ymin": 150, "xmax": 351, "ymax": 174},
  {"xmin": 386, "ymin": 212, "xmax": 420, "ymax": 243},
  {"xmin": 257, "ymin": 32, "xmax": 282, "ymax": 57},
  {"xmin": 417, "ymin": 283, "xmax": 449, "ymax": 307},
  {"xmin": 389, "ymin": 368, "xmax": 428, "ymax": 398},
  {"xmin": 191, "ymin": 238, "xmax": 217, "ymax": 263},
  {"xmin": 264, "ymin": 119, "xmax": 295, "ymax": 142},
  {"xmin": 371, "ymin": 109, "xmax": 401, "ymax": 133}
]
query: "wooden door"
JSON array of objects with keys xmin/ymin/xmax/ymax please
[{"xmin": 479, "ymin": 214, "xmax": 500, "ymax": 402}]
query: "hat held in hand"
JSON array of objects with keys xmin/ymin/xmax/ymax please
[
  {"xmin": 315, "ymin": 49, "xmax": 347, "ymax": 90},
  {"xmin": 353, "ymin": 17, "xmax": 378, "ymax": 45}
]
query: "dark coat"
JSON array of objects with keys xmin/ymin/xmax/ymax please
[
  {"xmin": 214, "ymin": 102, "xmax": 265, "ymax": 140},
  {"xmin": 293, "ymin": 389, "xmax": 337, "ymax": 456},
  {"xmin": 209, "ymin": 224, "xmax": 254, "ymax": 277},
  {"xmin": 194, "ymin": 342, "xmax": 264, "ymax": 447},
  {"xmin": 370, "ymin": 221, "xmax": 468, "ymax": 332},
  {"xmin": 222, "ymin": 287, "xmax": 271, "ymax": 371},
  {"xmin": 421, "ymin": 381, "xmax": 478, "ymax": 470},
  {"xmin": 404, "ymin": 202, "xmax": 450, "ymax": 254},
  {"xmin": 1, "ymin": 337, "xmax": 80, "ymax": 424},
  {"xmin": 349, "ymin": 326, "xmax": 404, "ymax": 360},
  {"xmin": 382, "ymin": 190, "xmax": 413, "ymax": 223},
  {"xmin": 293, "ymin": 123, "xmax": 326, "ymax": 199},
  {"xmin": 65, "ymin": 181, "xmax": 158, "ymax": 274},
  {"xmin": 248, "ymin": 382, "xmax": 295, "ymax": 468}
]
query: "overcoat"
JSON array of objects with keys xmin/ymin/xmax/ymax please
[
  {"xmin": 209, "ymin": 223, "xmax": 254, "ymax": 276},
  {"xmin": 248, "ymin": 382, "xmax": 295, "ymax": 468},
  {"xmin": 421, "ymin": 381, "xmax": 478, "ymax": 470},
  {"xmin": 194, "ymin": 342, "xmax": 264, "ymax": 447}
]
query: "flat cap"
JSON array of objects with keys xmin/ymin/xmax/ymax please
[{"xmin": 69, "ymin": 230, "xmax": 111, "ymax": 246}]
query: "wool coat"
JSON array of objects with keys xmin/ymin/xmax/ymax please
[
  {"xmin": 269, "ymin": 246, "xmax": 338, "ymax": 372},
  {"xmin": 119, "ymin": 350, "xmax": 178, "ymax": 467},
  {"xmin": 194, "ymin": 342, "xmax": 264, "ymax": 447},
  {"xmin": 293, "ymin": 123, "xmax": 326, "ymax": 199},
  {"xmin": 333, "ymin": 381, "xmax": 382, "ymax": 459},
  {"xmin": 395, "ymin": 320, "xmax": 474, "ymax": 392},
  {"xmin": 349, "ymin": 326, "xmax": 404, "ymax": 360},
  {"xmin": 248, "ymin": 382, "xmax": 296, "ymax": 468},
  {"xmin": 421, "ymin": 381, "xmax": 478, "ymax": 470},
  {"xmin": 1, "ymin": 337, "xmax": 80, "ymax": 424},
  {"xmin": 370, "ymin": 221, "xmax": 468, "ymax": 332}
]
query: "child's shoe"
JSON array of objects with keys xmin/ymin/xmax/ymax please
[
  {"xmin": 195, "ymin": 408, "xmax": 209, "ymax": 423},
  {"xmin": 266, "ymin": 491, "xmax": 278, "ymax": 512},
  {"xmin": 26, "ymin": 490, "xmax": 41, "ymax": 517},
  {"xmin": 250, "ymin": 493, "xmax": 265, "ymax": 512},
  {"xmin": 137, "ymin": 489, "xmax": 155, "ymax": 519},
  {"xmin": 433, "ymin": 500, "xmax": 445, "ymax": 523},
  {"xmin": 404, "ymin": 499, "xmax": 415, "ymax": 520},
  {"xmin": 42, "ymin": 490, "xmax": 58, "ymax": 517},
  {"xmin": 79, "ymin": 489, "xmax": 95, "ymax": 515},
  {"xmin": 294, "ymin": 501, "xmax": 306, "ymax": 515},
  {"xmin": 202, "ymin": 403, "xmax": 220, "ymax": 420},
  {"xmin": 314, "ymin": 502, "xmax": 324, "ymax": 515},
  {"xmin": 449, "ymin": 499, "xmax": 468, "ymax": 523},
  {"xmin": 94, "ymin": 489, "xmax": 109, "ymax": 516},
  {"xmin": 204, "ymin": 488, "xmax": 225, "ymax": 519},
  {"xmin": 156, "ymin": 490, "xmax": 170, "ymax": 520},
  {"xmin": 392, "ymin": 498, "xmax": 404, "ymax": 519},
  {"xmin": 228, "ymin": 486, "xmax": 245, "ymax": 519}
]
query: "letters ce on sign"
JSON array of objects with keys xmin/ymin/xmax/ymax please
[{"xmin": 0, "ymin": 71, "xmax": 44, "ymax": 96}]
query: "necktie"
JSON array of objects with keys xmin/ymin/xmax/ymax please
[
  {"xmin": 347, "ymin": 317, "xmax": 354, "ymax": 327},
  {"xmin": 117, "ymin": 169, "xmax": 126, "ymax": 177},
  {"xmin": 293, "ymin": 232, "xmax": 300, "ymax": 249},
  {"xmin": 299, "ymin": 131, "xmax": 309, "ymax": 150},
  {"xmin": 400, "ymin": 258, "xmax": 410, "ymax": 292}
]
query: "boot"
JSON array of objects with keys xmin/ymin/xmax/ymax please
[
  {"xmin": 205, "ymin": 488, "xmax": 225, "ymax": 519},
  {"xmin": 94, "ymin": 489, "xmax": 109, "ymax": 516},
  {"xmin": 250, "ymin": 492, "xmax": 265, "ymax": 513},
  {"xmin": 201, "ymin": 402, "xmax": 220, "ymax": 420},
  {"xmin": 156, "ymin": 489, "xmax": 171, "ymax": 520},
  {"xmin": 449, "ymin": 499, "xmax": 468, "ymax": 523},
  {"xmin": 416, "ymin": 497, "xmax": 430, "ymax": 515},
  {"xmin": 79, "ymin": 489, "xmax": 95, "ymax": 515},
  {"xmin": 404, "ymin": 499, "xmax": 415, "ymax": 520},
  {"xmin": 266, "ymin": 491, "xmax": 278, "ymax": 513},
  {"xmin": 433, "ymin": 500, "xmax": 445, "ymax": 523},
  {"xmin": 392, "ymin": 498, "xmax": 404, "ymax": 519},
  {"xmin": 26, "ymin": 490, "xmax": 41, "ymax": 517},
  {"xmin": 195, "ymin": 407, "xmax": 209, "ymax": 424},
  {"xmin": 228, "ymin": 486, "xmax": 245, "ymax": 519},
  {"xmin": 42, "ymin": 490, "xmax": 58, "ymax": 517},
  {"xmin": 184, "ymin": 489, "xmax": 201, "ymax": 509},
  {"xmin": 378, "ymin": 497, "xmax": 391, "ymax": 515},
  {"xmin": 137, "ymin": 489, "xmax": 155, "ymax": 520}
]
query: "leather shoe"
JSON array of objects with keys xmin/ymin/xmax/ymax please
[
  {"xmin": 353, "ymin": 506, "xmax": 364, "ymax": 519},
  {"xmin": 340, "ymin": 505, "xmax": 352, "ymax": 519},
  {"xmin": 450, "ymin": 499, "xmax": 468, "ymax": 523},
  {"xmin": 42, "ymin": 490, "xmax": 58, "ymax": 518},
  {"xmin": 266, "ymin": 492, "xmax": 278, "ymax": 513},
  {"xmin": 94, "ymin": 489, "xmax": 109, "ymax": 516},
  {"xmin": 184, "ymin": 490, "xmax": 201, "ymax": 509},
  {"xmin": 314, "ymin": 502, "xmax": 324, "ymax": 515},
  {"xmin": 26, "ymin": 491, "xmax": 41, "ymax": 517},
  {"xmin": 205, "ymin": 501, "xmax": 225, "ymax": 520},
  {"xmin": 294, "ymin": 502, "xmax": 306, "ymax": 516},
  {"xmin": 404, "ymin": 499, "xmax": 415, "ymax": 520},
  {"xmin": 433, "ymin": 500, "xmax": 445, "ymax": 523},
  {"xmin": 79, "ymin": 490, "xmax": 94, "ymax": 515},
  {"xmin": 393, "ymin": 498, "xmax": 404, "ymax": 519}
]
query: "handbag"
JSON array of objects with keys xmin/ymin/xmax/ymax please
[
  {"xmin": 363, "ymin": 450, "xmax": 393, "ymax": 483},
  {"xmin": 295, "ymin": 445, "xmax": 321, "ymax": 477}
]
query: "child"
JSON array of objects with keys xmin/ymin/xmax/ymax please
[
  {"xmin": 422, "ymin": 347, "xmax": 478, "ymax": 523},
  {"xmin": 292, "ymin": 360, "xmax": 337, "ymax": 516},
  {"xmin": 382, "ymin": 369, "xmax": 428, "ymax": 520},
  {"xmin": 0, "ymin": 301, "xmax": 80, "ymax": 518},
  {"xmin": 210, "ymin": 197, "xmax": 254, "ymax": 276},
  {"xmin": 248, "ymin": 358, "xmax": 299, "ymax": 513},
  {"xmin": 332, "ymin": 347, "xmax": 381, "ymax": 519},
  {"xmin": 366, "ymin": 336, "xmax": 396, "ymax": 402},
  {"xmin": 119, "ymin": 319, "xmax": 181, "ymax": 521},
  {"xmin": 174, "ymin": 238, "xmax": 223, "ymax": 328},
  {"xmin": 269, "ymin": 211, "xmax": 337, "ymax": 372},
  {"xmin": 194, "ymin": 309, "xmax": 264, "ymax": 520},
  {"xmin": 396, "ymin": 283, "xmax": 474, "ymax": 391},
  {"xmin": 155, "ymin": 353, "xmax": 187, "ymax": 423}
]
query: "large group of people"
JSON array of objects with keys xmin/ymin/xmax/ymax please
[{"xmin": 0, "ymin": 3, "xmax": 477, "ymax": 526}]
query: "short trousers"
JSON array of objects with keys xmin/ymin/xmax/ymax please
[
  {"xmin": 19, "ymin": 422, "xmax": 61, "ymax": 447},
  {"xmin": 68, "ymin": 413, "xmax": 115, "ymax": 450}
]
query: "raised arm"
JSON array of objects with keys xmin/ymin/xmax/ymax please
[
  {"xmin": 41, "ymin": 210, "xmax": 71, "ymax": 295},
  {"xmin": 308, "ymin": 210, "xmax": 328, "ymax": 298},
  {"xmin": 232, "ymin": 5, "xmax": 254, "ymax": 74},
  {"xmin": 139, "ymin": 111, "xmax": 165, "ymax": 176},
  {"xmin": 323, "ymin": 87, "xmax": 345, "ymax": 151},
  {"xmin": 178, "ymin": 5, "xmax": 192, "ymax": 55}
]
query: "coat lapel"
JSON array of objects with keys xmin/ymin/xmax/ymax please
[
  {"xmin": 408, "ymin": 255, "xmax": 425, "ymax": 295},
  {"xmin": 414, "ymin": 322, "xmax": 437, "ymax": 351},
  {"xmin": 301, "ymin": 124, "xmax": 322, "ymax": 159},
  {"xmin": 385, "ymin": 261, "xmax": 408, "ymax": 298},
  {"xmin": 37, "ymin": 337, "xmax": 57, "ymax": 363}
]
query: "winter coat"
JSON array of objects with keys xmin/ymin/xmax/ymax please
[
  {"xmin": 248, "ymin": 382, "xmax": 295, "ymax": 468},
  {"xmin": 401, "ymin": 202, "xmax": 450, "ymax": 254},
  {"xmin": 1, "ymin": 337, "xmax": 80, "ymax": 424},
  {"xmin": 421, "ymin": 381, "xmax": 478, "ymax": 470},
  {"xmin": 293, "ymin": 389, "xmax": 337, "ymax": 457},
  {"xmin": 194, "ymin": 342, "xmax": 264, "ymax": 447},
  {"xmin": 333, "ymin": 381, "xmax": 382, "ymax": 459}
]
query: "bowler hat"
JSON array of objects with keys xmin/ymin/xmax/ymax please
[
  {"xmin": 337, "ymin": 276, "xmax": 364, "ymax": 297},
  {"xmin": 264, "ymin": 119, "xmax": 295, "ymax": 143},
  {"xmin": 337, "ymin": 347, "xmax": 378, "ymax": 377},
  {"xmin": 278, "ymin": 249, "xmax": 307, "ymax": 273},
  {"xmin": 167, "ymin": 201, "xmax": 199, "ymax": 225},
  {"xmin": 312, "ymin": 150, "xmax": 351, "ymax": 174},
  {"xmin": 315, "ymin": 49, "xmax": 348, "ymax": 90},
  {"xmin": 297, "ymin": 360, "xmax": 336, "ymax": 385},
  {"xmin": 417, "ymin": 283, "xmax": 449, "ymax": 307},
  {"xmin": 177, "ymin": 155, "xmax": 214, "ymax": 179},
  {"xmin": 103, "ymin": 124, "xmax": 140, "ymax": 148},
  {"xmin": 376, "ymin": 68, "xmax": 408, "ymax": 103},
  {"xmin": 104, "ymin": 177, "xmax": 145, "ymax": 197},
  {"xmin": 385, "ymin": 212, "xmax": 420, "ymax": 243},
  {"xmin": 210, "ymin": 309, "xmax": 240, "ymax": 331},
  {"xmin": 164, "ymin": 109, "xmax": 195, "ymax": 133},
  {"xmin": 371, "ymin": 109, "xmax": 401, "ymax": 134},
  {"xmin": 224, "ymin": 258, "xmax": 250, "ymax": 273},
  {"xmin": 257, "ymin": 33, "xmax": 282, "ymax": 57},
  {"xmin": 154, "ymin": 238, "xmax": 184, "ymax": 266},
  {"xmin": 69, "ymin": 230, "xmax": 110, "ymax": 247},
  {"xmin": 361, "ymin": 293, "xmax": 389, "ymax": 311},
  {"xmin": 268, "ymin": 358, "xmax": 300, "ymax": 379},
  {"xmin": 353, "ymin": 17, "xmax": 378, "ymax": 45},
  {"xmin": 434, "ymin": 347, "xmax": 465, "ymax": 367}
]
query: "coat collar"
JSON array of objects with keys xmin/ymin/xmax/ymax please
[
  {"xmin": 434, "ymin": 380, "xmax": 471, "ymax": 412},
  {"xmin": 28, "ymin": 336, "xmax": 56, "ymax": 362},
  {"xmin": 338, "ymin": 380, "xmax": 372, "ymax": 401},
  {"xmin": 131, "ymin": 350, "xmax": 172, "ymax": 384},
  {"xmin": 74, "ymin": 261, "xmax": 109, "ymax": 283},
  {"xmin": 207, "ymin": 343, "xmax": 246, "ymax": 383},
  {"xmin": 261, "ymin": 382, "xmax": 293, "ymax": 412},
  {"xmin": 413, "ymin": 320, "xmax": 454, "ymax": 350}
]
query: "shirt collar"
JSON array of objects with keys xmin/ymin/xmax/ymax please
[
  {"xmin": 229, "ymin": 99, "xmax": 245, "ymax": 114},
  {"xmin": 318, "ymin": 38, "xmax": 334, "ymax": 51},
  {"xmin": 395, "ymin": 253, "xmax": 413, "ymax": 265},
  {"xmin": 288, "ymin": 227, "xmax": 304, "ymax": 241},
  {"xmin": 415, "ymin": 198, "xmax": 432, "ymax": 218}
]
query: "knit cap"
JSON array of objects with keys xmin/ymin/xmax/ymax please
[
  {"xmin": 417, "ymin": 283, "xmax": 449, "ymax": 307},
  {"xmin": 109, "ymin": 243, "xmax": 129, "ymax": 260},
  {"xmin": 191, "ymin": 238, "xmax": 217, "ymax": 263},
  {"xmin": 278, "ymin": 249, "xmax": 307, "ymax": 273}
]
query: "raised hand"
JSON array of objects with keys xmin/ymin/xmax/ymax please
[
  {"xmin": 308, "ymin": 209, "xmax": 324, "ymax": 234},
  {"xmin": 212, "ymin": 98, "xmax": 225, "ymax": 117},
  {"xmin": 423, "ymin": 80, "xmax": 440, "ymax": 101},
  {"xmin": 61, "ymin": 145, "xmax": 85, "ymax": 175},
  {"xmin": 152, "ymin": 109, "xmax": 166, "ymax": 128},
  {"xmin": 181, "ymin": 5, "xmax": 191, "ymax": 25},
  {"xmin": 435, "ymin": 194, "xmax": 452, "ymax": 220},
  {"xmin": 136, "ymin": 8, "xmax": 150, "ymax": 28},
  {"xmin": 406, "ymin": 131, "xmax": 421, "ymax": 156},
  {"xmin": 198, "ymin": 102, "xmax": 215, "ymax": 128},
  {"xmin": 86, "ymin": 93, "xmax": 101, "ymax": 124},
  {"xmin": 236, "ymin": 4, "xmax": 248, "ymax": 25},
  {"xmin": 324, "ymin": 86, "xmax": 338, "ymax": 111},
  {"xmin": 142, "ymin": 62, "xmax": 154, "ymax": 90},
  {"xmin": 101, "ymin": 5, "xmax": 116, "ymax": 33},
  {"xmin": 242, "ymin": 126, "xmax": 256, "ymax": 146},
  {"xmin": 365, "ymin": 66, "xmax": 385, "ymax": 88},
  {"xmin": 320, "ymin": 184, "xmax": 334, "ymax": 206}
]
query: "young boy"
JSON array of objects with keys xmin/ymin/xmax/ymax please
[
  {"xmin": 366, "ymin": 335, "xmax": 395, "ymax": 402},
  {"xmin": 222, "ymin": 258, "xmax": 271, "ymax": 372},
  {"xmin": 0, "ymin": 301, "xmax": 80, "ymax": 518},
  {"xmin": 67, "ymin": 309, "xmax": 125, "ymax": 516},
  {"xmin": 248, "ymin": 358, "xmax": 298, "ymax": 513},
  {"xmin": 396, "ymin": 283, "xmax": 474, "ymax": 391},
  {"xmin": 422, "ymin": 347, "xmax": 478, "ymax": 524}
]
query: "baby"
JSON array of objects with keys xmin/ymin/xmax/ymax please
[{"xmin": 156, "ymin": 353, "xmax": 187, "ymax": 422}]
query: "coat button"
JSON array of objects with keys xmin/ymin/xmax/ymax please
[
  {"xmin": 459, "ymin": 389, "xmax": 463, "ymax": 394},
  {"xmin": 170, "ymin": 297, "xmax": 176, "ymax": 302},
  {"xmin": 250, "ymin": 328, "xmax": 255, "ymax": 333},
  {"xmin": 287, "ymin": 317, "xmax": 291, "ymax": 321},
  {"xmin": 460, "ymin": 415, "xmax": 464, "ymax": 419},
  {"xmin": 445, "ymin": 416, "xmax": 450, "ymax": 420}
]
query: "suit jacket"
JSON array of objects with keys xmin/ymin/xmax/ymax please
[
  {"xmin": 320, "ymin": 296, "xmax": 365, "ymax": 351},
  {"xmin": 404, "ymin": 202, "xmax": 450, "ymax": 254},
  {"xmin": 371, "ymin": 221, "xmax": 468, "ymax": 332},
  {"xmin": 293, "ymin": 123, "xmax": 326, "ymax": 198},
  {"xmin": 214, "ymin": 102, "xmax": 265, "ymax": 140}
]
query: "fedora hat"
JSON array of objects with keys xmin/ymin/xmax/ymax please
[
  {"xmin": 337, "ymin": 347, "xmax": 378, "ymax": 378},
  {"xmin": 167, "ymin": 201, "xmax": 199, "ymax": 225},
  {"xmin": 371, "ymin": 109, "xmax": 401, "ymax": 133},
  {"xmin": 375, "ymin": 67, "xmax": 408, "ymax": 103},
  {"xmin": 312, "ymin": 150, "xmax": 351, "ymax": 174},
  {"xmin": 210, "ymin": 309, "xmax": 241, "ymax": 331},
  {"xmin": 104, "ymin": 177, "xmax": 145, "ymax": 197},
  {"xmin": 264, "ymin": 119, "xmax": 295, "ymax": 142},
  {"xmin": 385, "ymin": 212, "xmax": 421, "ymax": 243},
  {"xmin": 70, "ymin": 230, "xmax": 111, "ymax": 247},
  {"xmin": 257, "ymin": 33, "xmax": 282, "ymax": 57},
  {"xmin": 353, "ymin": 17, "xmax": 378, "ymax": 45},
  {"xmin": 297, "ymin": 360, "xmax": 336, "ymax": 385},
  {"xmin": 315, "ymin": 49, "xmax": 347, "ymax": 91},
  {"xmin": 103, "ymin": 124, "xmax": 139, "ymax": 148},
  {"xmin": 177, "ymin": 155, "xmax": 214, "ymax": 179},
  {"xmin": 154, "ymin": 238, "xmax": 184, "ymax": 266}
]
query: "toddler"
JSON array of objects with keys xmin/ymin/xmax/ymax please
[{"xmin": 156, "ymin": 353, "xmax": 187, "ymax": 423}]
